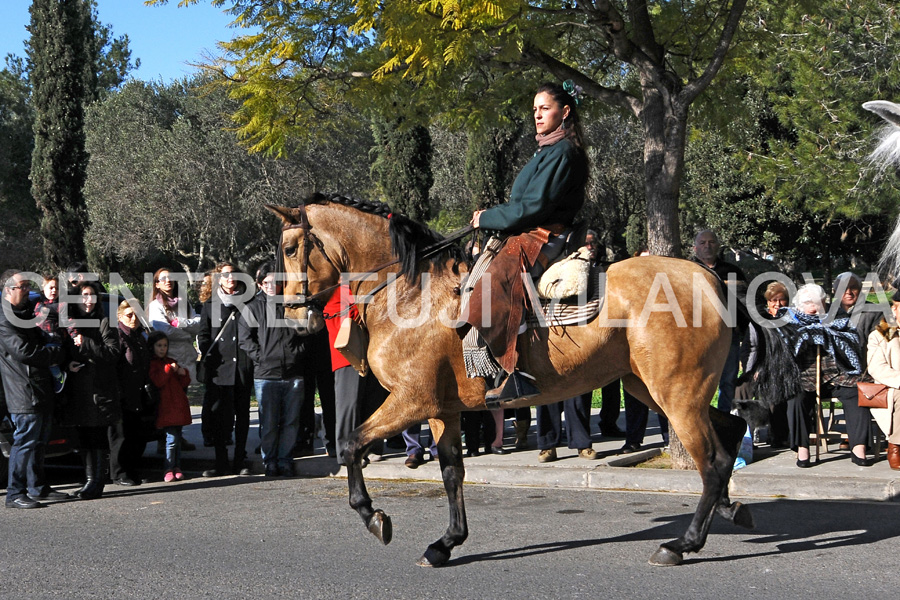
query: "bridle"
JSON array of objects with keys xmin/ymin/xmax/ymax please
[{"xmin": 278, "ymin": 203, "xmax": 473, "ymax": 314}]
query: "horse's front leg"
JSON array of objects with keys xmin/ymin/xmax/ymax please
[
  {"xmin": 416, "ymin": 416, "xmax": 467, "ymax": 568},
  {"xmin": 344, "ymin": 434, "xmax": 392, "ymax": 545}
]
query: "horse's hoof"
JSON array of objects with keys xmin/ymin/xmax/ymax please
[
  {"xmin": 367, "ymin": 510, "xmax": 393, "ymax": 545},
  {"xmin": 416, "ymin": 545, "xmax": 450, "ymax": 568},
  {"xmin": 731, "ymin": 501, "xmax": 755, "ymax": 530},
  {"xmin": 648, "ymin": 545, "xmax": 683, "ymax": 566}
]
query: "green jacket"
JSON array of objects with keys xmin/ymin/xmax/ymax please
[{"xmin": 478, "ymin": 138, "xmax": 587, "ymax": 232}]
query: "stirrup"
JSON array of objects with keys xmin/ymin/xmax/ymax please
[{"xmin": 485, "ymin": 371, "xmax": 540, "ymax": 408}]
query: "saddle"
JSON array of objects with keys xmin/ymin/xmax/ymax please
[{"xmin": 459, "ymin": 233, "xmax": 605, "ymax": 379}]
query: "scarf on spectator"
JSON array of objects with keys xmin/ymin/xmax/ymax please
[{"xmin": 781, "ymin": 308, "xmax": 862, "ymax": 376}]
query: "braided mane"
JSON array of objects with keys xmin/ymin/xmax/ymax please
[{"xmin": 300, "ymin": 192, "xmax": 464, "ymax": 280}]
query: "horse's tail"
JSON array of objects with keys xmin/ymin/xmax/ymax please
[
  {"xmin": 862, "ymin": 101, "xmax": 900, "ymax": 278},
  {"xmin": 739, "ymin": 320, "xmax": 802, "ymax": 411}
]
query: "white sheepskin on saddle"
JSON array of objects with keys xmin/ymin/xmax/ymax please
[{"xmin": 537, "ymin": 246, "xmax": 592, "ymax": 299}]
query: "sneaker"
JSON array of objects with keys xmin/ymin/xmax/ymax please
[
  {"xmin": 164, "ymin": 471, "xmax": 176, "ymax": 483},
  {"xmin": 173, "ymin": 470, "xmax": 184, "ymax": 481},
  {"xmin": 51, "ymin": 368, "xmax": 66, "ymax": 394},
  {"xmin": 538, "ymin": 448, "xmax": 557, "ymax": 463}
]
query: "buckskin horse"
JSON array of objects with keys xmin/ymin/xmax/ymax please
[{"xmin": 268, "ymin": 193, "xmax": 752, "ymax": 567}]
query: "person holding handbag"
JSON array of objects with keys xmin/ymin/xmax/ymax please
[
  {"xmin": 866, "ymin": 290, "xmax": 900, "ymax": 470},
  {"xmin": 198, "ymin": 262, "xmax": 254, "ymax": 477}
]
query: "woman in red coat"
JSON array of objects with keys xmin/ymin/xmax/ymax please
[{"xmin": 148, "ymin": 331, "xmax": 192, "ymax": 482}]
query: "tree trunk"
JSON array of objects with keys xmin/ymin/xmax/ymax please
[{"xmin": 640, "ymin": 87, "xmax": 695, "ymax": 468}]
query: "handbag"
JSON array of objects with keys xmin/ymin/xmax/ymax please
[
  {"xmin": 857, "ymin": 381, "xmax": 889, "ymax": 409},
  {"xmin": 334, "ymin": 317, "xmax": 369, "ymax": 376}
]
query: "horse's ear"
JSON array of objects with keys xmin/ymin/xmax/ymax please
[{"xmin": 265, "ymin": 204, "xmax": 299, "ymax": 225}]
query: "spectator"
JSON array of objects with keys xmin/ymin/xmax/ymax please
[
  {"xmin": 402, "ymin": 422, "xmax": 437, "ymax": 468},
  {"xmin": 784, "ymin": 284, "xmax": 867, "ymax": 468},
  {"xmin": 148, "ymin": 331, "xmax": 192, "ymax": 482},
  {"xmin": 535, "ymin": 393, "xmax": 596, "ymax": 463},
  {"xmin": 148, "ymin": 267, "xmax": 201, "ymax": 381},
  {"xmin": 324, "ymin": 284, "xmax": 385, "ymax": 466},
  {"xmin": 297, "ymin": 327, "xmax": 335, "ymax": 457},
  {"xmin": 33, "ymin": 274, "xmax": 68, "ymax": 393},
  {"xmin": 238, "ymin": 262, "xmax": 307, "ymax": 477},
  {"xmin": 61, "ymin": 281, "xmax": 121, "ymax": 499},
  {"xmin": 691, "ymin": 229, "xmax": 747, "ymax": 413},
  {"xmin": 110, "ymin": 299, "xmax": 151, "ymax": 486},
  {"xmin": 198, "ymin": 263, "xmax": 254, "ymax": 477},
  {"xmin": 0, "ymin": 270, "xmax": 71, "ymax": 508},
  {"xmin": 865, "ymin": 289, "xmax": 900, "ymax": 470},
  {"xmin": 461, "ymin": 411, "xmax": 493, "ymax": 457},
  {"xmin": 598, "ymin": 381, "xmax": 625, "ymax": 438}
]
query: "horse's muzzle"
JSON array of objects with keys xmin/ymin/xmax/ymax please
[{"xmin": 283, "ymin": 305, "xmax": 326, "ymax": 336}]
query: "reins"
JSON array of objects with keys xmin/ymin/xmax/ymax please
[{"xmin": 280, "ymin": 205, "xmax": 473, "ymax": 315}]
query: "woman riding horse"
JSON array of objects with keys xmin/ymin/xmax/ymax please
[{"xmin": 466, "ymin": 82, "xmax": 589, "ymax": 402}]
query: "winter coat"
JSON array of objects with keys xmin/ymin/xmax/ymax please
[
  {"xmin": 478, "ymin": 138, "xmax": 587, "ymax": 232},
  {"xmin": 116, "ymin": 321, "xmax": 150, "ymax": 414},
  {"xmin": 148, "ymin": 295, "xmax": 201, "ymax": 381},
  {"xmin": 0, "ymin": 299, "xmax": 62, "ymax": 414},
  {"xmin": 866, "ymin": 319, "xmax": 900, "ymax": 437},
  {"xmin": 61, "ymin": 304, "xmax": 121, "ymax": 427},
  {"xmin": 197, "ymin": 291, "xmax": 253, "ymax": 387},
  {"xmin": 149, "ymin": 355, "xmax": 192, "ymax": 428},
  {"xmin": 238, "ymin": 294, "xmax": 307, "ymax": 380}
]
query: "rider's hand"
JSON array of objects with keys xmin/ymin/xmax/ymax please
[{"xmin": 472, "ymin": 210, "xmax": 484, "ymax": 228}]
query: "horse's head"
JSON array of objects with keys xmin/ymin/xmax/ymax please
[{"xmin": 265, "ymin": 203, "xmax": 342, "ymax": 336}]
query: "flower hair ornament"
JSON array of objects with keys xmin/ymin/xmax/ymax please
[{"xmin": 562, "ymin": 79, "xmax": 583, "ymax": 106}]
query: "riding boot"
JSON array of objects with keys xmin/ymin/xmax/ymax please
[
  {"xmin": 485, "ymin": 371, "xmax": 540, "ymax": 406},
  {"xmin": 515, "ymin": 419, "xmax": 530, "ymax": 450}
]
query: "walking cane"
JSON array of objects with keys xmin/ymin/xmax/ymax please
[{"xmin": 814, "ymin": 346, "xmax": 825, "ymax": 462}]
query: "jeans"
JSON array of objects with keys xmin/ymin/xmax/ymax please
[
  {"xmin": 255, "ymin": 378, "xmax": 304, "ymax": 469},
  {"xmin": 402, "ymin": 423, "xmax": 437, "ymax": 458},
  {"xmin": 164, "ymin": 426, "xmax": 183, "ymax": 472},
  {"xmin": 7, "ymin": 411, "xmax": 52, "ymax": 501}
]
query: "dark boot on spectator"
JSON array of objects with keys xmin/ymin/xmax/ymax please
[
  {"xmin": 78, "ymin": 449, "xmax": 105, "ymax": 500},
  {"xmin": 514, "ymin": 419, "xmax": 530, "ymax": 450}
]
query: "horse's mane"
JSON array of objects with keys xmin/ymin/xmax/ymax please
[{"xmin": 301, "ymin": 192, "xmax": 464, "ymax": 280}]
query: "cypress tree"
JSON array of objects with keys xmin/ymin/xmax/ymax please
[
  {"xmin": 370, "ymin": 114, "xmax": 433, "ymax": 222},
  {"xmin": 28, "ymin": 0, "xmax": 93, "ymax": 268}
]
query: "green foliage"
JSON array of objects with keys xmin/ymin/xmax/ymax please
[
  {"xmin": 28, "ymin": 0, "xmax": 94, "ymax": 269},
  {"xmin": 83, "ymin": 76, "xmax": 374, "ymax": 276},
  {"xmin": 463, "ymin": 121, "xmax": 521, "ymax": 211},
  {"xmin": 370, "ymin": 114, "xmax": 434, "ymax": 221},
  {"xmin": 0, "ymin": 65, "xmax": 41, "ymax": 271}
]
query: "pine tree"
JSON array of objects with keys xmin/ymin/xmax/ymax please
[{"xmin": 28, "ymin": 0, "xmax": 94, "ymax": 268}]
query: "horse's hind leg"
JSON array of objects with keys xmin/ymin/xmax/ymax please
[
  {"xmin": 711, "ymin": 408, "xmax": 755, "ymax": 530},
  {"xmin": 649, "ymin": 404, "xmax": 748, "ymax": 566},
  {"xmin": 416, "ymin": 416, "xmax": 467, "ymax": 568}
]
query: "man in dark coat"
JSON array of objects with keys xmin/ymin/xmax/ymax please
[
  {"xmin": 692, "ymin": 229, "xmax": 747, "ymax": 414},
  {"xmin": 0, "ymin": 270, "xmax": 70, "ymax": 508},
  {"xmin": 238, "ymin": 265, "xmax": 308, "ymax": 477}
]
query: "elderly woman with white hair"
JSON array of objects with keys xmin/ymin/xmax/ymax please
[{"xmin": 784, "ymin": 284, "xmax": 868, "ymax": 468}]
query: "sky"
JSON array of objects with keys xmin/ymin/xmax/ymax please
[{"xmin": 0, "ymin": 0, "xmax": 240, "ymax": 82}]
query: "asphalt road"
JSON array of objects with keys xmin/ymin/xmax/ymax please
[{"xmin": 1, "ymin": 475, "xmax": 896, "ymax": 599}]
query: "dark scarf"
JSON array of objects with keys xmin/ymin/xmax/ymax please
[{"xmin": 780, "ymin": 308, "xmax": 862, "ymax": 375}]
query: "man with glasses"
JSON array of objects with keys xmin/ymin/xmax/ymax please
[
  {"xmin": 238, "ymin": 262, "xmax": 308, "ymax": 477},
  {"xmin": 0, "ymin": 270, "xmax": 71, "ymax": 508}
]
